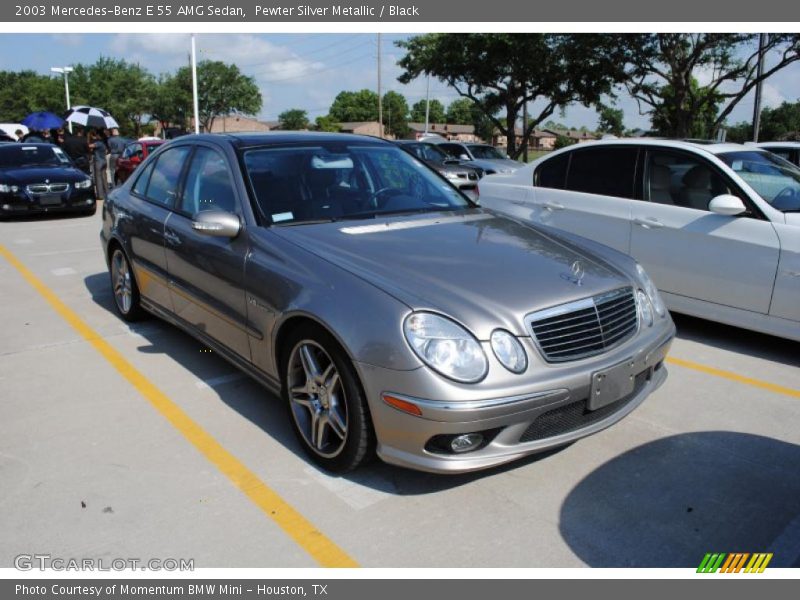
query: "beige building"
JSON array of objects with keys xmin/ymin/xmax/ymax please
[
  {"xmin": 207, "ymin": 115, "xmax": 277, "ymax": 133},
  {"xmin": 545, "ymin": 129, "xmax": 599, "ymax": 143},
  {"xmin": 406, "ymin": 122, "xmax": 480, "ymax": 142},
  {"xmin": 337, "ymin": 121, "xmax": 390, "ymax": 138},
  {"xmin": 494, "ymin": 128, "xmax": 558, "ymax": 151}
]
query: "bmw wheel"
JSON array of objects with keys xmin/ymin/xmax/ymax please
[{"xmin": 284, "ymin": 325, "xmax": 374, "ymax": 473}]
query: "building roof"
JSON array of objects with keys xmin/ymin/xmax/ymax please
[{"xmin": 407, "ymin": 122, "xmax": 475, "ymax": 134}]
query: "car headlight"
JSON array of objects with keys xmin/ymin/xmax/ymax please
[
  {"xmin": 403, "ymin": 312, "xmax": 488, "ymax": 383},
  {"xmin": 636, "ymin": 264, "xmax": 666, "ymax": 317},
  {"xmin": 0, "ymin": 183, "xmax": 19, "ymax": 193},
  {"xmin": 490, "ymin": 330, "xmax": 527, "ymax": 374},
  {"xmin": 636, "ymin": 290, "xmax": 654, "ymax": 327},
  {"xmin": 442, "ymin": 171, "xmax": 460, "ymax": 180},
  {"xmin": 74, "ymin": 178, "xmax": 92, "ymax": 189}
]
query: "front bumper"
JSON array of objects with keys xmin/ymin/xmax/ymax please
[
  {"xmin": 0, "ymin": 189, "xmax": 96, "ymax": 216},
  {"xmin": 356, "ymin": 320, "xmax": 675, "ymax": 473}
]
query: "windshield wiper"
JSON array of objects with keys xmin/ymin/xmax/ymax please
[
  {"xmin": 273, "ymin": 217, "xmax": 339, "ymax": 226},
  {"xmin": 342, "ymin": 206, "xmax": 460, "ymax": 221}
]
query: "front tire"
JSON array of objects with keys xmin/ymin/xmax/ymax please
[
  {"xmin": 283, "ymin": 325, "xmax": 374, "ymax": 473},
  {"xmin": 110, "ymin": 247, "xmax": 144, "ymax": 322}
]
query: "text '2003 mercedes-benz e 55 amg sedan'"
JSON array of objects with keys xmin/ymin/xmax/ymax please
[{"xmin": 100, "ymin": 133, "xmax": 675, "ymax": 473}]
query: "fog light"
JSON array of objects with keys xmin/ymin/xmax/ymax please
[
  {"xmin": 450, "ymin": 433, "xmax": 483, "ymax": 453},
  {"xmin": 86, "ymin": 199, "xmax": 94, "ymax": 204},
  {"xmin": 2, "ymin": 204, "xmax": 10, "ymax": 210}
]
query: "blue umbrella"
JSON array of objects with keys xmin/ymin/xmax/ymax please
[{"xmin": 22, "ymin": 111, "xmax": 64, "ymax": 130}]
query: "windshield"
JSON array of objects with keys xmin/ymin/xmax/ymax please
[
  {"xmin": 242, "ymin": 143, "xmax": 472, "ymax": 225},
  {"xmin": 0, "ymin": 144, "xmax": 72, "ymax": 168},
  {"xmin": 718, "ymin": 150, "xmax": 800, "ymax": 212},
  {"xmin": 467, "ymin": 145, "xmax": 507, "ymax": 160}
]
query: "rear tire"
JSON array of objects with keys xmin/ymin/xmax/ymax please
[
  {"xmin": 282, "ymin": 324, "xmax": 374, "ymax": 473},
  {"xmin": 109, "ymin": 247, "xmax": 144, "ymax": 322}
]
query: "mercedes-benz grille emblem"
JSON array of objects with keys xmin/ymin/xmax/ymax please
[{"xmin": 561, "ymin": 260, "xmax": 586, "ymax": 286}]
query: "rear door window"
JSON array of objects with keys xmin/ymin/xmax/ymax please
[
  {"xmin": 144, "ymin": 146, "xmax": 191, "ymax": 207},
  {"xmin": 565, "ymin": 147, "xmax": 638, "ymax": 199},
  {"xmin": 534, "ymin": 153, "xmax": 569, "ymax": 190}
]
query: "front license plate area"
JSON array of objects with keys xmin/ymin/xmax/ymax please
[
  {"xmin": 590, "ymin": 358, "xmax": 637, "ymax": 410},
  {"xmin": 38, "ymin": 194, "xmax": 62, "ymax": 206}
]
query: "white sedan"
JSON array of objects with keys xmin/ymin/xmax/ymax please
[{"xmin": 478, "ymin": 139, "xmax": 800, "ymax": 341}]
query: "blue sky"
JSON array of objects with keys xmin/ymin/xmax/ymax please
[{"xmin": 1, "ymin": 33, "xmax": 798, "ymax": 131}]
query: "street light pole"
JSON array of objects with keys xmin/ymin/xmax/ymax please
[
  {"xmin": 50, "ymin": 66, "xmax": 74, "ymax": 133},
  {"xmin": 191, "ymin": 34, "xmax": 200, "ymax": 135}
]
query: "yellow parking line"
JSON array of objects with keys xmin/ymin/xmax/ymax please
[
  {"xmin": 0, "ymin": 244, "xmax": 358, "ymax": 568},
  {"xmin": 666, "ymin": 356, "xmax": 800, "ymax": 400}
]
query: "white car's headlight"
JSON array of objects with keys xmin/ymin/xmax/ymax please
[
  {"xmin": 636, "ymin": 264, "xmax": 666, "ymax": 317},
  {"xmin": 442, "ymin": 171, "xmax": 460, "ymax": 180},
  {"xmin": 404, "ymin": 312, "xmax": 488, "ymax": 383},
  {"xmin": 74, "ymin": 178, "xmax": 92, "ymax": 189},
  {"xmin": 490, "ymin": 329, "xmax": 527, "ymax": 374},
  {"xmin": 0, "ymin": 183, "xmax": 19, "ymax": 193},
  {"xmin": 636, "ymin": 290, "xmax": 654, "ymax": 327}
]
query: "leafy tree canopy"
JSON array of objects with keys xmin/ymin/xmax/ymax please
[
  {"xmin": 410, "ymin": 98, "xmax": 445, "ymax": 123},
  {"xmin": 278, "ymin": 108, "xmax": 309, "ymax": 130}
]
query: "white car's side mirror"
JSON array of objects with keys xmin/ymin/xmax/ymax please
[{"xmin": 708, "ymin": 194, "xmax": 747, "ymax": 216}]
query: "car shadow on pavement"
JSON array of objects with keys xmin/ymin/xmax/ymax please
[
  {"xmin": 671, "ymin": 313, "xmax": 799, "ymax": 368},
  {"xmin": 84, "ymin": 272, "xmax": 554, "ymax": 495},
  {"xmin": 559, "ymin": 431, "xmax": 800, "ymax": 567}
]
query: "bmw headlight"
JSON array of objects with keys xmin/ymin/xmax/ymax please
[
  {"xmin": 0, "ymin": 183, "xmax": 19, "ymax": 193},
  {"xmin": 490, "ymin": 330, "xmax": 527, "ymax": 374},
  {"xmin": 74, "ymin": 178, "xmax": 92, "ymax": 190},
  {"xmin": 403, "ymin": 312, "xmax": 488, "ymax": 383},
  {"xmin": 636, "ymin": 264, "xmax": 666, "ymax": 318},
  {"xmin": 443, "ymin": 171, "xmax": 460, "ymax": 180},
  {"xmin": 636, "ymin": 290, "xmax": 654, "ymax": 327}
]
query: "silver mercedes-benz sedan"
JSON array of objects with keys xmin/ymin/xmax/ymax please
[{"xmin": 100, "ymin": 132, "xmax": 674, "ymax": 474}]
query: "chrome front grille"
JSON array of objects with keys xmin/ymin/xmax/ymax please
[
  {"xmin": 26, "ymin": 183, "xmax": 69, "ymax": 194},
  {"xmin": 527, "ymin": 287, "xmax": 638, "ymax": 363}
]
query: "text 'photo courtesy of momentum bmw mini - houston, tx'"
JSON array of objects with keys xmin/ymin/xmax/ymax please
[{"xmin": 101, "ymin": 132, "xmax": 674, "ymax": 473}]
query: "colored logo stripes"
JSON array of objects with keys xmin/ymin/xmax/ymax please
[{"xmin": 697, "ymin": 552, "xmax": 773, "ymax": 573}]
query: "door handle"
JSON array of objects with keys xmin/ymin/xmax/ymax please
[
  {"xmin": 542, "ymin": 201, "xmax": 565, "ymax": 211},
  {"xmin": 164, "ymin": 231, "xmax": 182, "ymax": 246},
  {"xmin": 633, "ymin": 217, "xmax": 664, "ymax": 229}
]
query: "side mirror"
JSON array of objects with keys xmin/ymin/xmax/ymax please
[
  {"xmin": 708, "ymin": 194, "xmax": 747, "ymax": 216},
  {"xmin": 459, "ymin": 154, "xmax": 470, "ymax": 161},
  {"xmin": 191, "ymin": 210, "xmax": 241, "ymax": 238}
]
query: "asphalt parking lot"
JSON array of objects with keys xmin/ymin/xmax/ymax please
[{"xmin": 1, "ymin": 209, "xmax": 799, "ymax": 569}]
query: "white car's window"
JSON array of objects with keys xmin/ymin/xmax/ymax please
[
  {"xmin": 467, "ymin": 145, "xmax": 506, "ymax": 160},
  {"xmin": 718, "ymin": 150, "xmax": 800, "ymax": 212},
  {"xmin": 534, "ymin": 152, "xmax": 569, "ymax": 189},
  {"xmin": 565, "ymin": 147, "xmax": 638, "ymax": 199},
  {"xmin": 645, "ymin": 151, "xmax": 731, "ymax": 211}
]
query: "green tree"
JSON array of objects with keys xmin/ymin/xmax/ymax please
[
  {"xmin": 382, "ymin": 91, "xmax": 409, "ymax": 137},
  {"xmin": 597, "ymin": 103, "xmax": 625, "ymax": 136},
  {"xmin": 171, "ymin": 60, "xmax": 261, "ymax": 133},
  {"xmin": 0, "ymin": 70, "xmax": 62, "ymax": 122},
  {"xmin": 397, "ymin": 34, "xmax": 629, "ymax": 159},
  {"xmin": 329, "ymin": 89, "xmax": 380, "ymax": 122},
  {"xmin": 760, "ymin": 101, "xmax": 800, "ymax": 140},
  {"xmin": 445, "ymin": 98, "xmax": 474, "ymax": 124},
  {"xmin": 410, "ymin": 98, "xmax": 445, "ymax": 123},
  {"xmin": 554, "ymin": 135, "xmax": 577, "ymax": 150},
  {"xmin": 150, "ymin": 72, "xmax": 192, "ymax": 133},
  {"xmin": 278, "ymin": 108, "xmax": 309, "ymax": 130},
  {"xmin": 625, "ymin": 34, "xmax": 800, "ymax": 138},
  {"xmin": 314, "ymin": 115, "xmax": 341, "ymax": 132},
  {"xmin": 724, "ymin": 121, "xmax": 752, "ymax": 143},
  {"xmin": 68, "ymin": 57, "xmax": 157, "ymax": 136}
]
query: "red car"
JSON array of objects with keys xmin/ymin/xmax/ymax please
[{"xmin": 114, "ymin": 139, "xmax": 165, "ymax": 185}]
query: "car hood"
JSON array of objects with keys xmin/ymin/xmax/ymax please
[
  {"xmin": 272, "ymin": 209, "xmax": 632, "ymax": 339},
  {"xmin": 0, "ymin": 165, "xmax": 88, "ymax": 185}
]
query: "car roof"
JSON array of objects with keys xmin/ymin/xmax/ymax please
[
  {"xmin": 753, "ymin": 141, "xmax": 800, "ymax": 148},
  {"xmin": 174, "ymin": 132, "xmax": 391, "ymax": 149},
  {"xmin": 552, "ymin": 138, "xmax": 764, "ymax": 157}
]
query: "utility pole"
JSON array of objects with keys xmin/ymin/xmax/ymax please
[
  {"xmin": 522, "ymin": 96, "xmax": 529, "ymax": 162},
  {"xmin": 377, "ymin": 33, "xmax": 383, "ymax": 138},
  {"xmin": 752, "ymin": 33, "xmax": 767, "ymax": 142},
  {"xmin": 191, "ymin": 34, "xmax": 200, "ymax": 134},
  {"xmin": 424, "ymin": 72, "xmax": 431, "ymax": 135},
  {"xmin": 50, "ymin": 66, "xmax": 74, "ymax": 133}
]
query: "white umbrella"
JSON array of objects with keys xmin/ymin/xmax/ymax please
[{"xmin": 64, "ymin": 105, "xmax": 120, "ymax": 130}]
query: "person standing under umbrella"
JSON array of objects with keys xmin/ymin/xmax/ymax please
[
  {"xmin": 106, "ymin": 128, "xmax": 125, "ymax": 189},
  {"xmin": 63, "ymin": 127, "xmax": 90, "ymax": 174},
  {"xmin": 88, "ymin": 129, "xmax": 109, "ymax": 200}
]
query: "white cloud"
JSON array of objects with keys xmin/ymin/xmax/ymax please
[{"xmin": 51, "ymin": 34, "xmax": 84, "ymax": 47}]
